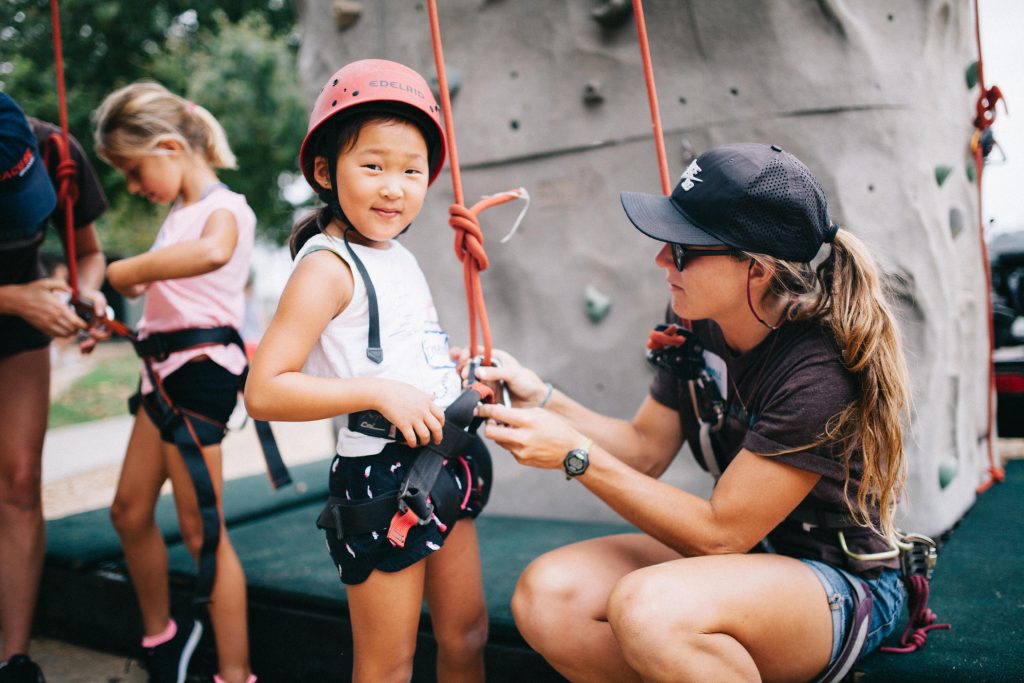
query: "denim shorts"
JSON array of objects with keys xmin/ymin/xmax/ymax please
[{"xmin": 802, "ymin": 560, "xmax": 906, "ymax": 672}]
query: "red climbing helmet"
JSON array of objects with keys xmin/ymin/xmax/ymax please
[{"xmin": 299, "ymin": 59, "xmax": 447, "ymax": 189}]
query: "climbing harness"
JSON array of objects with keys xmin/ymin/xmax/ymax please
[
  {"xmin": 128, "ymin": 326, "xmax": 291, "ymax": 604},
  {"xmin": 970, "ymin": 0, "xmax": 1007, "ymax": 494},
  {"xmin": 317, "ymin": 382, "xmax": 493, "ymax": 548},
  {"xmin": 646, "ymin": 324, "xmax": 727, "ymax": 476}
]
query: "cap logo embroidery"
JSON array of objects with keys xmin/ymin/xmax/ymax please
[{"xmin": 679, "ymin": 159, "xmax": 703, "ymax": 191}]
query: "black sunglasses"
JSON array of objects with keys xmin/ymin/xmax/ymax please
[{"xmin": 671, "ymin": 243, "xmax": 745, "ymax": 272}]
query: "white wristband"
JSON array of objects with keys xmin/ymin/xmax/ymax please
[{"xmin": 538, "ymin": 382, "xmax": 554, "ymax": 409}]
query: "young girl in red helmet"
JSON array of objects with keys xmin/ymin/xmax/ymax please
[{"xmin": 245, "ymin": 60, "xmax": 491, "ymax": 681}]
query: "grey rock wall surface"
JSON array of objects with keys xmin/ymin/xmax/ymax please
[{"xmin": 296, "ymin": 0, "xmax": 989, "ymax": 537}]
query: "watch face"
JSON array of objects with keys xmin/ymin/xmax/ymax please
[{"xmin": 564, "ymin": 449, "xmax": 588, "ymax": 476}]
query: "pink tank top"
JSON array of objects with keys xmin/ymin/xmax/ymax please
[{"xmin": 136, "ymin": 186, "xmax": 255, "ymax": 393}]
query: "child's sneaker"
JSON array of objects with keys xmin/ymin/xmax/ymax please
[
  {"xmin": 142, "ymin": 618, "xmax": 203, "ymax": 683},
  {"xmin": 0, "ymin": 655, "xmax": 45, "ymax": 683}
]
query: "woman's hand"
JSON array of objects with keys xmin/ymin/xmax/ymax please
[
  {"xmin": 76, "ymin": 287, "xmax": 111, "ymax": 354},
  {"xmin": 376, "ymin": 380, "xmax": 446, "ymax": 448},
  {"xmin": 453, "ymin": 347, "xmax": 549, "ymax": 407},
  {"xmin": 7, "ymin": 278, "xmax": 87, "ymax": 338},
  {"xmin": 478, "ymin": 403, "xmax": 586, "ymax": 470}
]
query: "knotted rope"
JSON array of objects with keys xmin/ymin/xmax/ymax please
[
  {"xmin": 426, "ymin": 0, "xmax": 527, "ymax": 366},
  {"xmin": 880, "ymin": 574, "xmax": 950, "ymax": 654}
]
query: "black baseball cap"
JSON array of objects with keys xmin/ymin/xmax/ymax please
[
  {"xmin": 620, "ymin": 143, "xmax": 838, "ymax": 263},
  {"xmin": 0, "ymin": 92, "xmax": 56, "ymax": 232}
]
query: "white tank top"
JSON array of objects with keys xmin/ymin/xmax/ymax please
[{"xmin": 295, "ymin": 233, "xmax": 462, "ymax": 456}]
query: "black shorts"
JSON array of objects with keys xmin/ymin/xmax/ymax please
[
  {"xmin": 134, "ymin": 360, "xmax": 240, "ymax": 444},
  {"xmin": 324, "ymin": 436, "xmax": 492, "ymax": 585},
  {"xmin": 0, "ymin": 314, "xmax": 50, "ymax": 359}
]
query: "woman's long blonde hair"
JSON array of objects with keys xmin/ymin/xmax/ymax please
[
  {"xmin": 751, "ymin": 230, "xmax": 910, "ymax": 541},
  {"xmin": 94, "ymin": 81, "xmax": 236, "ymax": 169}
]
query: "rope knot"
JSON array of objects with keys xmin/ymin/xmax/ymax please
[{"xmin": 448, "ymin": 203, "xmax": 489, "ymax": 272}]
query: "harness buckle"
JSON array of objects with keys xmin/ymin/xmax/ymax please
[
  {"xmin": 467, "ymin": 355, "xmax": 511, "ymax": 408},
  {"xmin": 397, "ymin": 479, "xmax": 435, "ymax": 526},
  {"xmin": 897, "ymin": 532, "xmax": 938, "ymax": 581},
  {"xmin": 386, "ymin": 507, "xmax": 419, "ymax": 548}
]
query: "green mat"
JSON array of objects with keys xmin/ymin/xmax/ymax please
[
  {"xmin": 856, "ymin": 459, "xmax": 1024, "ymax": 682},
  {"xmin": 165, "ymin": 504, "xmax": 634, "ymax": 641},
  {"xmin": 46, "ymin": 458, "xmax": 331, "ymax": 568}
]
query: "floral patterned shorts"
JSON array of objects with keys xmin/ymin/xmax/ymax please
[{"xmin": 323, "ymin": 435, "xmax": 491, "ymax": 585}]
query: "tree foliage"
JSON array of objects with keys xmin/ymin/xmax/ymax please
[{"xmin": 0, "ymin": 1, "xmax": 305, "ymax": 250}]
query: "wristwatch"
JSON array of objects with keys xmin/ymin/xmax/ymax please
[{"xmin": 563, "ymin": 439, "xmax": 593, "ymax": 480}]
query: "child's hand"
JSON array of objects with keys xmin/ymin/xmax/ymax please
[{"xmin": 376, "ymin": 381, "xmax": 446, "ymax": 448}]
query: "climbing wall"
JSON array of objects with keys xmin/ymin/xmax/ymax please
[{"xmin": 296, "ymin": 0, "xmax": 989, "ymax": 537}]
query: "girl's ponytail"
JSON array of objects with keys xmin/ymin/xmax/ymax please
[
  {"xmin": 289, "ymin": 206, "xmax": 333, "ymax": 258},
  {"xmin": 188, "ymin": 103, "xmax": 236, "ymax": 169}
]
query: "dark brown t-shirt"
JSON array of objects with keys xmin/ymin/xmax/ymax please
[
  {"xmin": 650, "ymin": 316, "xmax": 899, "ymax": 577},
  {"xmin": 0, "ymin": 119, "xmax": 107, "ymax": 285},
  {"xmin": 0, "ymin": 120, "xmax": 108, "ymax": 357}
]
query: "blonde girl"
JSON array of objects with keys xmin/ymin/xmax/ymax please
[{"xmin": 95, "ymin": 81, "xmax": 257, "ymax": 683}]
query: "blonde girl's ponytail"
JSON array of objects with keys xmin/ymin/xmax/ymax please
[
  {"xmin": 94, "ymin": 80, "xmax": 236, "ymax": 169},
  {"xmin": 752, "ymin": 228, "xmax": 910, "ymax": 542}
]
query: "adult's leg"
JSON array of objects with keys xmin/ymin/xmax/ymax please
[
  {"xmin": 0, "ymin": 347, "xmax": 49, "ymax": 659},
  {"xmin": 109, "ymin": 409, "xmax": 172, "ymax": 638},
  {"xmin": 346, "ymin": 561, "xmax": 427, "ymax": 683},
  {"xmin": 424, "ymin": 520, "xmax": 487, "ymax": 683},
  {"xmin": 607, "ymin": 553, "xmax": 834, "ymax": 683},
  {"xmin": 164, "ymin": 440, "xmax": 251, "ymax": 683},
  {"xmin": 511, "ymin": 533, "xmax": 681, "ymax": 682}
]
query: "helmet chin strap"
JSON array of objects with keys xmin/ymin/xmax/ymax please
[{"xmin": 746, "ymin": 260, "xmax": 789, "ymax": 331}]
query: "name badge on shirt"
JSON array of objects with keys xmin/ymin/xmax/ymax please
[{"xmin": 422, "ymin": 329, "xmax": 456, "ymax": 369}]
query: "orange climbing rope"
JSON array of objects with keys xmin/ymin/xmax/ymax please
[
  {"xmin": 970, "ymin": 0, "xmax": 1007, "ymax": 494},
  {"xmin": 631, "ymin": 0, "xmax": 671, "ymax": 195},
  {"xmin": 49, "ymin": 0, "xmax": 80, "ymax": 295},
  {"xmin": 425, "ymin": 0, "xmax": 527, "ymax": 367}
]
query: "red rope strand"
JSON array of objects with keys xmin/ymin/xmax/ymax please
[
  {"xmin": 632, "ymin": 0, "xmax": 671, "ymax": 196},
  {"xmin": 971, "ymin": 0, "xmax": 1007, "ymax": 493},
  {"xmin": 49, "ymin": 0, "xmax": 80, "ymax": 295},
  {"xmin": 425, "ymin": 0, "xmax": 525, "ymax": 366}
]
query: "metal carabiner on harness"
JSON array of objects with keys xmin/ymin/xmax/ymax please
[
  {"xmin": 896, "ymin": 532, "xmax": 938, "ymax": 581},
  {"xmin": 467, "ymin": 355, "xmax": 511, "ymax": 408}
]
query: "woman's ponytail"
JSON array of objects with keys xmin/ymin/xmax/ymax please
[{"xmin": 820, "ymin": 230, "xmax": 910, "ymax": 541}]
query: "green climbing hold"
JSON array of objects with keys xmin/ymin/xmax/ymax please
[
  {"xmin": 934, "ymin": 165, "xmax": 953, "ymax": 187},
  {"xmin": 584, "ymin": 284, "xmax": 612, "ymax": 323},
  {"xmin": 966, "ymin": 164, "xmax": 976, "ymax": 183},
  {"xmin": 965, "ymin": 61, "xmax": 979, "ymax": 89},
  {"xmin": 938, "ymin": 457, "xmax": 958, "ymax": 489}
]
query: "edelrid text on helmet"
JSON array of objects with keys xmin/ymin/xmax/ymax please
[{"xmin": 299, "ymin": 59, "xmax": 447, "ymax": 190}]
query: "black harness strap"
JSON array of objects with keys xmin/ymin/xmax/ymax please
[
  {"xmin": 316, "ymin": 384, "xmax": 490, "ymax": 544},
  {"xmin": 131, "ymin": 326, "xmax": 291, "ymax": 604}
]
